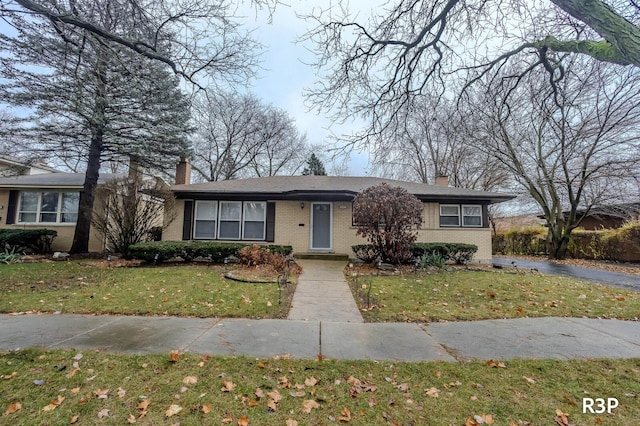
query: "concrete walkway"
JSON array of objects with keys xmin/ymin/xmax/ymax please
[{"xmin": 287, "ymin": 259, "xmax": 364, "ymax": 323}]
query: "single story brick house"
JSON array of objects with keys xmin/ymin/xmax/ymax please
[
  {"xmin": 0, "ymin": 172, "xmax": 121, "ymax": 252},
  {"xmin": 165, "ymin": 159, "xmax": 514, "ymax": 262}
]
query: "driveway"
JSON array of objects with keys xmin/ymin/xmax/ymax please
[{"xmin": 492, "ymin": 256, "xmax": 640, "ymax": 292}]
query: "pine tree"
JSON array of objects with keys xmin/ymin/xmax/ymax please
[{"xmin": 302, "ymin": 153, "xmax": 327, "ymax": 176}]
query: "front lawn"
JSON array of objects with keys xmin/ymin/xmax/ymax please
[
  {"xmin": 1, "ymin": 349, "xmax": 639, "ymax": 425},
  {"xmin": 348, "ymin": 269, "xmax": 640, "ymax": 322},
  {"xmin": 0, "ymin": 261, "xmax": 294, "ymax": 319}
]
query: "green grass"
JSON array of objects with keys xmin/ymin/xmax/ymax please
[
  {"xmin": 0, "ymin": 261, "xmax": 294, "ymax": 319},
  {"xmin": 349, "ymin": 269, "xmax": 640, "ymax": 322},
  {"xmin": 0, "ymin": 349, "xmax": 638, "ymax": 425}
]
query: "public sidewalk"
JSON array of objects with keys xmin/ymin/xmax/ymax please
[{"xmin": 1, "ymin": 314, "xmax": 639, "ymax": 362}]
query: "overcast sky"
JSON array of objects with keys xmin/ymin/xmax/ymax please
[{"xmin": 240, "ymin": 0, "xmax": 379, "ymax": 176}]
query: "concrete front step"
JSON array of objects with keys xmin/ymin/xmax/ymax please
[{"xmin": 293, "ymin": 252, "xmax": 350, "ymax": 261}]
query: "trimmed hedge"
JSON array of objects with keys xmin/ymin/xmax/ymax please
[
  {"xmin": 128, "ymin": 241, "xmax": 293, "ymax": 263},
  {"xmin": 352, "ymin": 242, "xmax": 478, "ymax": 265},
  {"xmin": 0, "ymin": 229, "xmax": 57, "ymax": 254}
]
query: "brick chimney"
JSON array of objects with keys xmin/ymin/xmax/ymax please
[
  {"xmin": 435, "ymin": 175, "xmax": 449, "ymax": 186},
  {"xmin": 175, "ymin": 157, "xmax": 191, "ymax": 185}
]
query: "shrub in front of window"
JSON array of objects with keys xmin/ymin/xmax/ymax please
[
  {"xmin": 412, "ymin": 242, "xmax": 478, "ymax": 264},
  {"xmin": 352, "ymin": 183, "xmax": 424, "ymax": 264},
  {"xmin": 0, "ymin": 229, "xmax": 57, "ymax": 254},
  {"xmin": 128, "ymin": 241, "xmax": 292, "ymax": 264}
]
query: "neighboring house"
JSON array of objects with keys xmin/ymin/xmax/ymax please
[
  {"xmin": 570, "ymin": 203, "xmax": 640, "ymax": 230},
  {"xmin": 164, "ymin": 158, "xmax": 515, "ymax": 262},
  {"xmin": 0, "ymin": 172, "xmax": 122, "ymax": 252},
  {"xmin": 0, "ymin": 154, "xmax": 59, "ymax": 177}
]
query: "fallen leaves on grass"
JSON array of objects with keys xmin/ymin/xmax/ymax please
[
  {"xmin": 338, "ymin": 407, "xmax": 352, "ymax": 422},
  {"xmin": 347, "ymin": 376, "xmax": 377, "ymax": 397},
  {"xmin": 302, "ymin": 399, "xmax": 320, "ymax": 413},
  {"xmin": 97, "ymin": 408, "xmax": 110, "ymax": 419},
  {"xmin": 486, "ymin": 360, "xmax": 506, "ymax": 368},
  {"xmin": 4, "ymin": 402, "xmax": 21, "ymax": 416},
  {"xmin": 222, "ymin": 380, "xmax": 237, "ymax": 392},
  {"xmin": 165, "ymin": 404, "xmax": 182, "ymax": 417},
  {"xmin": 42, "ymin": 395, "xmax": 65, "ymax": 412},
  {"xmin": 182, "ymin": 375, "xmax": 198, "ymax": 385},
  {"xmin": 169, "ymin": 350, "xmax": 180, "ymax": 363},
  {"xmin": 554, "ymin": 408, "xmax": 571, "ymax": 426}
]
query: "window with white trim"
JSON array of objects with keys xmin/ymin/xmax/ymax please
[
  {"xmin": 17, "ymin": 191, "xmax": 79, "ymax": 224},
  {"xmin": 242, "ymin": 202, "xmax": 266, "ymax": 240},
  {"xmin": 194, "ymin": 201, "xmax": 217, "ymax": 239},
  {"xmin": 218, "ymin": 201, "xmax": 242, "ymax": 239},
  {"xmin": 439, "ymin": 204, "xmax": 460, "ymax": 227},
  {"xmin": 462, "ymin": 205, "xmax": 482, "ymax": 227}
]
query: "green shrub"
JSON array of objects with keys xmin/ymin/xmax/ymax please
[
  {"xmin": 352, "ymin": 242, "xmax": 478, "ymax": 265},
  {"xmin": 417, "ymin": 251, "xmax": 447, "ymax": 269},
  {"xmin": 128, "ymin": 241, "xmax": 292, "ymax": 263},
  {"xmin": 0, "ymin": 229, "xmax": 57, "ymax": 254}
]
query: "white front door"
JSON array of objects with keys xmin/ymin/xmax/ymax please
[{"xmin": 310, "ymin": 202, "xmax": 332, "ymax": 250}]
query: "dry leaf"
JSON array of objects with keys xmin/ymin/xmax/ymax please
[
  {"xmin": 137, "ymin": 399, "xmax": 151, "ymax": 411},
  {"xmin": 425, "ymin": 387, "xmax": 440, "ymax": 398},
  {"xmin": 66, "ymin": 368, "xmax": 80, "ymax": 379},
  {"xmin": 302, "ymin": 399, "xmax": 320, "ymax": 413},
  {"xmin": 70, "ymin": 414, "xmax": 79, "ymax": 424},
  {"xmin": 165, "ymin": 404, "xmax": 182, "ymax": 417},
  {"xmin": 338, "ymin": 407, "xmax": 352, "ymax": 422},
  {"xmin": 255, "ymin": 388, "xmax": 265, "ymax": 399},
  {"xmin": 286, "ymin": 420, "xmax": 298, "ymax": 426},
  {"xmin": 290, "ymin": 391, "xmax": 306, "ymax": 398},
  {"xmin": 3, "ymin": 372, "xmax": 17, "ymax": 380},
  {"xmin": 222, "ymin": 416, "xmax": 233, "ymax": 423},
  {"xmin": 238, "ymin": 417, "xmax": 249, "ymax": 426},
  {"xmin": 169, "ymin": 350, "xmax": 180, "ymax": 363},
  {"xmin": 486, "ymin": 360, "xmax": 506, "ymax": 368},
  {"xmin": 97, "ymin": 408, "xmax": 110, "ymax": 419},
  {"xmin": 222, "ymin": 380, "xmax": 237, "ymax": 392},
  {"xmin": 4, "ymin": 402, "xmax": 21, "ymax": 416},
  {"xmin": 70, "ymin": 387, "xmax": 81, "ymax": 394},
  {"xmin": 305, "ymin": 377, "xmax": 318, "ymax": 387},
  {"xmin": 117, "ymin": 387, "xmax": 127, "ymax": 398},
  {"xmin": 267, "ymin": 390, "xmax": 282, "ymax": 403},
  {"xmin": 554, "ymin": 408, "xmax": 570, "ymax": 426},
  {"xmin": 257, "ymin": 362, "xmax": 265, "ymax": 369},
  {"xmin": 201, "ymin": 404, "xmax": 212, "ymax": 414},
  {"xmin": 472, "ymin": 414, "xmax": 494, "ymax": 424},
  {"xmin": 42, "ymin": 395, "xmax": 65, "ymax": 412},
  {"xmin": 523, "ymin": 376, "xmax": 536, "ymax": 384},
  {"xmin": 127, "ymin": 414, "xmax": 137, "ymax": 424},
  {"xmin": 267, "ymin": 399, "xmax": 278, "ymax": 412},
  {"xmin": 93, "ymin": 388, "xmax": 109, "ymax": 399},
  {"xmin": 183, "ymin": 376, "xmax": 198, "ymax": 385}
]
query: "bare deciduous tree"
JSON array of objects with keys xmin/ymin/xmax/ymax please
[
  {"xmin": 469, "ymin": 59, "xmax": 640, "ymax": 259},
  {"xmin": 304, "ymin": 0, "xmax": 640, "ymax": 140},
  {"xmin": 92, "ymin": 171, "xmax": 177, "ymax": 258},
  {"xmin": 191, "ymin": 92, "xmax": 307, "ymax": 181}
]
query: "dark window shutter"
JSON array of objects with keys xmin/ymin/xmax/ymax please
[
  {"xmin": 6, "ymin": 190, "xmax": 18, "ymax": 224},
  {"xmin": 265, "ymin": 202, "xmax": 275, "ymax": 242},
  {"xmin": 182, "ymin": 200, "xmax": 193, "ymax": 240}
]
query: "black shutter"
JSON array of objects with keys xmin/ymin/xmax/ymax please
[
  {"xmin": 265, "ymin": 202, "xmax": 275, "ymax": 242},
  {"xmin": 182, "ymin": 200, "xmax": 193, "ymax": 240},
  {"xmin": 5, "ymin": 190, "xmax": 18, "ymax": 224}
]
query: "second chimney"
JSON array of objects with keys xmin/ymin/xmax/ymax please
[
  {"xmin": 175, "ymin": 157, "xmax": 192, "ymax": 185},
  {"xmin": 435, "ymin": 175, "xmax": 449, "ymax": 187}
]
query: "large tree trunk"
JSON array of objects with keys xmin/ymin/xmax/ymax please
[
  {"xmin": 70, "ymin": 134, "xmax": 102, "ymax": 253},
  {"xmin": 70, "ymin": 51, "xmax": 107, "ymax": 254}
]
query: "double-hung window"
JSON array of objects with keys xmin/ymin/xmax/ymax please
[
  {"xmin": 242, "ymin": 202, "xmax": 266, "ymax": 240},
  {"xmin": 462, "ymin": 205, "xmax": 482, "ymax": 227},
  {"xmin": 194, "ymin": 201, "xmax": 217, "ymax": 239},
  {"xmin": 17, "ymin": 191, "xmax": 79, "ymax": 224},
  {"xmin": 439, "ymin": 205, "xmax": 461, "ymax": 227},
  {"xmin": 218, "ymin": 201, "xmax": 242, "ymax": 239}
]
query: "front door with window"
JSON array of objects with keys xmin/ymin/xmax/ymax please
[{"xmin": 311, "ymin": 202, "xmax": 332, "ymax": 250}]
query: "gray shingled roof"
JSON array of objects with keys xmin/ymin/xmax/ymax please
[
  {"xmin": 172, "ymin": 176, "xmax": 514, "ymax": 203},
  {"xmin": 0, "ymin": 172, "xmax": 123, "ymax": 188}
]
